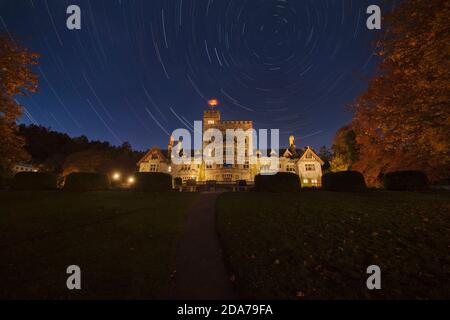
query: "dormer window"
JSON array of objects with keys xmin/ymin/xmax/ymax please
[
  {"xmin": 208, "ymin": 120, "xmax": 215, "ymax": 124},
  {"xmin": 287, "ymin": 164, "xmax": 295, "ymax": 172}
]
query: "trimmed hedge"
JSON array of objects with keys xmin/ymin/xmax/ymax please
[
  {"xmin": 186, "ymin": 179, "xmax": 197, "ymax": 187},
  {"xmin": 173, "ymin": 177, "xmax": 183, "ymax": 187},
  {"xmin": 64, "ymin": 172, "xmax": 110, "ymax": 191},
  {"xmin": 12, "ymin": 172, "xmax": 57, "ymax": 190},
  {"xmin": 0, "ymin": 176, "xmax": 8, "ymax": 190},
  {"xmin": 322, "ymin": 171, "xmax": 366, "ymax": 192},
  {"xmin": 254, "ymin": 173, "xmax": 301, "ymax": 192},
  {"xmin": 383, "ymin": 171, "xmax": 429, "ymax": 191},
  {"xmin": 237, "ymin": 180, "xmax": 247, "ymax": 187},
  {"xmin": 133, "ymin": 172, "xmax": 172, "ymax": 192}
]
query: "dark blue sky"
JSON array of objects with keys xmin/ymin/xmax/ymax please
[{"xmin": 1, "ymin": 0, "xmax": 387, "ymax": 151}]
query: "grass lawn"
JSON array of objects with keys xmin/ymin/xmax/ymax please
[
  {"xmin": 0, "ymin": 191, "xmax": 197, "ymax": 299},
  {"xmin": 216, "ymin": 191, "xmax": 450, "ymax": 299}
]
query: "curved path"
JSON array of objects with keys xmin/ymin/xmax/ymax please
[{"xmin": 170, "ymin": 192, "xmax": 237, "ymax": 300}]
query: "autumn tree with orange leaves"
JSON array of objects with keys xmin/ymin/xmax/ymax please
[
  {"xmin": 351, "ymin": 0, "xmax": 450, "ymax": 186},
  {"xmin": 0, "ymin": 36, "xmax": 39, "ymax": 175}
]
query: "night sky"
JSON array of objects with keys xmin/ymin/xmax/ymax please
[{"xmin": 1, "ymin": 0, "xmax": 388, "ymax": 151}]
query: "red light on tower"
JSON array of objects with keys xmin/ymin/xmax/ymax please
[{"xmin": 208, "ymin": 99, "xmax": 219, "ymax": 108}]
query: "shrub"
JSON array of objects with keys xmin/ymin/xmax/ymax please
[
  {"xmin": 383, "ymin": 171, "xmax": 429, "ymax": 191},
  {"xmin": 433, "ymin": 177, "xmax": 450, "ymax": 186},
  {"xmin": 133, "ymin": 172, "xmax": 172, "ymax": 192},
  {"xmin": 322, "ymin": 171, "xmax": 366, "ymax": 192},
  {"xmin": 186, "ymin": 179, "xmax": 197, "ymax": 187},
  {"xmin": 206, "ymin": 180, "xmax": 217, "ymax": 191},
  {"xmin": 237, "ymin": 180, "xmax": 247, "ymax": 187},
  {"xmin": 111, "ymin": 180, "xmax": 122, "ymax": 189},
  {"xmin": 0, "ymin": 176, "xmax": 10, "ymax": 190},
  {"xmin": 64, "ymin": 172, "xmax": 110, "ymax": 191},
  {"xmin": 173, "ymin": 177, "xmax": 183, "ymax": 187},
  {"xmin": 12, "ymin": 172, "xmax": 57, "ymax": 191},
  {"xmin": 254, "ymin": 173, "xmax": 301, "ymax": 192}
]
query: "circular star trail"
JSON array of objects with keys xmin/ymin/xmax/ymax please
[{"xmin": 0, "ymin": 0, "xmax": 387, "ymax": 150}]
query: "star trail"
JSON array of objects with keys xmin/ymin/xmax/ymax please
[{"xmin": 0, "ymin": 0, "xmax": 387, "ymax": 151}]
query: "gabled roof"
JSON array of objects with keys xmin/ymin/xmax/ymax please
[
  {"xmin": 280, "ymin": 147, "xmax": 306, "ymax": 159},
  {"xmin": 138, "ymin": 146, "xmax": 324, "ymax": 165},
  {"xmin": 137, "ymin": 147, "xmax": 168, "ymax": 165},
  {"xmin": 299, "ymin": 147, "xmax": 324, "ymax": 165},
  {"xmin": 279, "ymin": 146, "xmax": 324, "ymax": 164}
]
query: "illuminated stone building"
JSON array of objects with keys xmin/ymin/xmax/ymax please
[{"xmin": 138, "ymin": 103, "xmax": 323, "ymax": 187}]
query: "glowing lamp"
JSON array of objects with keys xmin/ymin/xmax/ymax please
[
  {"xmin": 128, "ymin": 177, "xmax": 135, "ymax": 184},
  {"xmin": 112, "ymin": 172, "xmax": 121, "ymax": 180},
  {"xmin": 208, "ymin": 99, "xmax": 219, "ymax": 107}
]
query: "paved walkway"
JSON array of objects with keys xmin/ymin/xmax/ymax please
[{"xmin": 170, "ymin": 192, "xmax": 237, "ymax": 300}]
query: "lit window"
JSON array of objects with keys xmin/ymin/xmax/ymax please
[
  {"xmin": 168, "ymin": 166, "xmax": 172, "ymax": 173},
  {"xmin": 208, "ymin": 120, "xmax": 215, "ymax": 124},
  {"xmin": 303, "ymin": 179, "xmax": 309, "ymax": 184},
  {"xmin": 222, "ymin": 174, "xmax": 233, "ymax": 181}
]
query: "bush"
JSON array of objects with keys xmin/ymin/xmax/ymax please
[
  {"xmin": 64, "ymin": 172, "xmax": 110, "ymax": 191},
  {"xmin": 12, "ymin": 172, "xmax": 57, "ymax": 190},
  {"xmin": 237, "ymin": 180, "xmax": 247, "ymax": 187},
  {"xmin": 0, "ymin": 176, "xmax": 10, "ymax": 190},
  {"xmin": 186, "ymin": 179, "xmax": 197, "ymax": 187},
  {"xmin": 433, "ymin": 177, "xmax": 450, "ymax": 186},
  {"xmin": 322, "ymin": 171, "xmax": 366, "ymax": 192},
  {"xmin": 383, "ymin": 171, "xmax": 429, "ymax": 191},
  {"xmin": 254, "ymin": 173, "xmax": 301, "ymax": 192},
  {"xmin": 133, "ymin": 172, "xmax": 172, "ymax": 192},
  {"xmin": 174, "ymin": 177, "xmax": 183, "ymax": 187}
]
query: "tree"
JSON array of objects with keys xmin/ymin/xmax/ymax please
[
  {"xmin": 351, "ymin": 0, "xmax": 450, "ymax": 185},
  {"xmin": 18, "ymin": 125, "xmax": 144, "ymax": 175},
  {"xmin": 330, "ymin": 125, "xmax": 359, "ymax": 172},
  {"xmin": 0, "ymin": 36, "xmax": 39, "ymax": 175},
  {"xmin": 62, "ymin": 150, "xmax": 113, "ymax": 176},
  {"xmin": 318, "ymin": 146, "xmax": 332, "ymax": 172}
]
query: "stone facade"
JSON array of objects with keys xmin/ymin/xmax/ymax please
[{"xmin": 138, "ymin": 107, "xmax": 324, "ymax": 187}]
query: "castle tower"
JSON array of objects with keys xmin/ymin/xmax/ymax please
[
  {"xmin": 167, "ymin": 135, "xmax": 174, "ymax": 158},
  {"xmin": 203, "ymin": 99, "xmax": 221, "ymax": 133},
  {"xmin": 289, "ymin": 135, "xmax": 296, "ymax": 148},
  {"xmin": 288, "ymin": 135, "xmax": 297, "ymax": 156}
]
